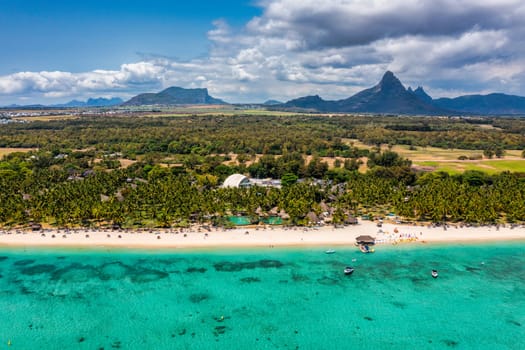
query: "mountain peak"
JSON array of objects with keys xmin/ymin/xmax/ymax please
[
  {"xmin": 377, "ymin": 71, "xmax": 405, "ymax": 92},
  {"xmin": 410, "ymin": 86, "xmax": 433, "ymax": 103}
]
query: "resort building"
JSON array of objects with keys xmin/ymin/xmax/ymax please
[{"xmin": 222, "ymin": 174, "xmax": 252, "ymax": 188}]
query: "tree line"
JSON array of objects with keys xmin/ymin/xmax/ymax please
[{"xmin": 1, "ymin": 151, "xmax": 523, "ymax": 228}]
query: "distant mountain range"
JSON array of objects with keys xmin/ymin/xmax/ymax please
[
  {"xmin": 3, "ymin": 97, "xmax": 123, "ymax": 108},
  {"xmin": 54, "ymin": 97, "xmax": 124, "ymax": 108},
  {"xmin": 281, "ymin": 71, "xmax": 525, "ymax": 115},
  {"xmin": 262, "ymin": 99, "xmax": 283, "ymax": 106},
  {"xmin": 432, "ymin": 93, "xmax": 525, "ymax": 115},
  {"xmin": 3, "ymin": 75, "xmax": 525, "ymax": 114},
  {"xmin": 122, "ymin": 87, "xmax": 226, "ymax": 106}
]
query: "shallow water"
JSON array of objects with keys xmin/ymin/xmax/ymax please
[{"xmin": 0, "ymin": 243, "xmax": 523, "ymax": 349}]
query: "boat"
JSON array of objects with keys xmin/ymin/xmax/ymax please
[
  {"xmin": 325, "ymin": 249, "xmax": 336, "ymax": 254},
  {"xmin": 431, "ymin": 269, "xmax": 439, "ymax": 278},
  {"xmin": 359, "ymin": 244, "xmax": 374, "ymax": 253},
  {"xmin": 344, "ymin": 266, "xmax": 354, "ymax": 275}
]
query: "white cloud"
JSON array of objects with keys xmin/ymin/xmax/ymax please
[{"xmin": 1, "ymin": 0, "xmax": 524, "ymax": 104}]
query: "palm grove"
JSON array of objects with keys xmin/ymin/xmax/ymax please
[{"xmin": 0, "ymin": 114, "xmax": 524, "ymax": 228}]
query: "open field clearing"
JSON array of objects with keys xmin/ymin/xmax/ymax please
[
  {"xmin": 348, "ymin": 138, "xmax": 522, "ymax": 159},
  {"xmin": 12, "ymin": 115, "xmax": 79, "ymax": 122},
  {"xmin": 414, "ymin": 159, "xmax": 525, "ymax": 174},
  {"xmin": 0, "ymin": 148, "xmax": 37, "ymax": 157},
  {"xmin": 143, "ymin": 109, "xmax": 309, "ymax": 117}
]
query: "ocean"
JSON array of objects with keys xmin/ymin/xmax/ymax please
[{"xmin": 0, "ymin": 243, "xmax": 523, "ymax": 349}]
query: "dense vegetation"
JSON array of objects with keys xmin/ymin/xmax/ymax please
[
  {"xmin": 0, "ymin": 114, "xmax": 524, "ymax": 228},
  {"xmin": 1, "ymin": 115, "xmax": 524, "ymax": 154}
]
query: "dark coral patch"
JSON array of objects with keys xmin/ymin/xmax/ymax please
[
  {"xmin": 186, "ymin": 267, "xmax": 207, "ymax": 273},
  {"xmin": 111, "ymin": 340, "xmax": 122, "ymax": 348},
  {"xmin": 129, "ymin": 268, "xmax": 169, "ymax": 283},
  {"xmin": 291, "ymin": 274, "xmax": 310, "ymax": 282},
  {"xmin": 20, "ymin": 264, "xmax": 56, "ymax": 275},
  {"xmin": 258, "ymin": 260, "xmax": 284, "ymax": 268},
  {"xmin": 189, "ymin": 293, "xmax": 209, "ymax": 303},
  {"xmin": 213, "ymin": 325, "xmax": 228, "ymax": 337},
  {"xmin": 441, "ymin": 339, "xmax": 459, "ymax": 347},
  {"xmin": 391, "ymin": 301, "xmax": 407, "ymax": 309},
  {"xmin": 14, "ymin": 259, "xmax": 35, "ymax": 266},
  {"xmin": 214, "ymin": 259, "xmax": 284, "ymax": 272},
  {"xmin": 240, "ymin": 277, "xmax": 261, "ymax": 283},
  {"xmin": 507, "ymin": 319, "xmax": 521, "ymax": 327}
]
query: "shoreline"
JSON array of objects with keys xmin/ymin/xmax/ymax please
[{"xmin": 1, "ymin": 221, "xmax": 524, "ymax": 250}]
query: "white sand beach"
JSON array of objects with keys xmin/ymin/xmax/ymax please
[{"xmin": 0, "ymin": 221, "xmax": 524, "ymax": 249}]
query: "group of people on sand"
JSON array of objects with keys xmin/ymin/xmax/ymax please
[{"xmin": 375, "ymin": 230, "xmax": 420, "ymax": 244}]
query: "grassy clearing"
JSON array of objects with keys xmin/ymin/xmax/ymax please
[
  {"xmin": 391, "ymin": 145, "xmax": 485, "ymax": 161},
  {"xmin": 143, "ymin": 109, "xmax": 309, "ymax": 118},
  {"xmin": 414, "ymin": 159, "xmax": 525, "ymax": 174},
  {"xmin": 348, "ymin": 142, "xmax": 486, "ymax": 161},
  {"xmin": 0, "ymin": 148, "xmax": 37, "ymax": 157},
  {"xmin": 12, "ymin": 115, "xmax": 79, "ymax": 122},
  {"xmin": 346, "ymin": 139, "xmax": 524, "ymax": 173}
]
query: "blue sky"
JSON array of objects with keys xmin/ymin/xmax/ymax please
[
  {"xmin": 1, "ymin": 0, "xmax": 525, "ymax": 105},
  {"xmin": 0, "ymin": 0, "xmax": 258, "ymax": 73}
]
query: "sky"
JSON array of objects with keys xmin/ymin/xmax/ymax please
[{"xmin": 1, "ymin": 0, "xmax": 525, "ymax": 105}]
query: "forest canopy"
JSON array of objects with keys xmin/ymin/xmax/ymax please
[{"xmin": 0, "ymin": 113, "xmax": 524, "ymax": 228}]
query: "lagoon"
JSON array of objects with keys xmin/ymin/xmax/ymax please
[{"xmin": 0, "ymin": 243, "xmax": 523, "ymax": 349}]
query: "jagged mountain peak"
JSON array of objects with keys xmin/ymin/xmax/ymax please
[
  {"xmin": 411, "ymin": 86, "xmax": 433, "ymax": 103},
  {"xmin": 375, "ymin": 71, "xmax": 406, "ymax": 93},
  {"xmin": 283, "ymin": 70, "xmax": 447, "ymax": 115}
]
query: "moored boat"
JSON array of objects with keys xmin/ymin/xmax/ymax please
[
  {"xmin": 344, "ymin": 266, "xmax": 354, "ymax": 275},
  {"xmin": 325, "ymin": 249, "xmax": 336, "ymax": 254},
  {"xmin": 356, "ymin": 235, "xmax": 376, "ymax": 253},
  {"xmin": 431, "ymin": 269, "xmax": 439, "ymax": 278},
  {"xmin": 359, "ymin": 244, "xmax": 375, "ymax": 253}
]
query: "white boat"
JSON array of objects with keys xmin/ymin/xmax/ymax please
[
  {"xmin": 431, "ymin": 269, "xmax": 439, "ymax": 278},
  {"xmin": 325, "ymin": 249, "xmax": 336, "ymax": 254},
  {"xmin": 344, "ymin": 266, "xmax": 354, "ymax": 275}
]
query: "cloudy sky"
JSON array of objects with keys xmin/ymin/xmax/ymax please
[{"xmin": 1, "ymin": 0, "xmax": 525, "ymax": 105}]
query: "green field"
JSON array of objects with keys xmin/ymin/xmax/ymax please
[
  {"xmin": 346, "ymin": 140, "xmax": 525, "ymax": 174},
  {"xmin": 414, "ymin": 159, "xmax": 525, "ymax": 174}
]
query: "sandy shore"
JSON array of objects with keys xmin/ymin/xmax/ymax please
[{"xmin": 0, "ymin": 221, "xmax": 524, "ymax": 249}]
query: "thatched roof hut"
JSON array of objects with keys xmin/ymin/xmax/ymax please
[
  {"xmin": 306, "ymin": 211, "xmax": 318, "ymax": 224},
  {"xmin": 279, "ymin": 209, "xmax": 290, "ymax": 220},
  {"xmin": 356, "ymin": 235, "xmax": 375, "ymax": 245},
  {"xmin": 345, "ymin": 215, "xmax": 358, "ymax": 225}
]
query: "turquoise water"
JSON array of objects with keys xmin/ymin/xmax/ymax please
[{"xmin": 0, "ymin": 243, "xmax": 523, "ymax": 349}]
